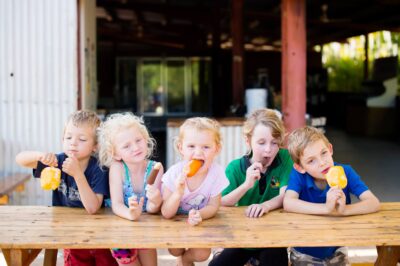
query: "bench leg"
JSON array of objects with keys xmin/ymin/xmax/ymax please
[
  {"xmin": 3, "ymin": 248, "xmax": 42, "ymax": 266},
  {"xmin": 44, "ymin": 249, "xmax": 58, "ymax": 266},
  {"xmin": 375, "ymin": 246, "xmax": 400, "ymax": 266}
]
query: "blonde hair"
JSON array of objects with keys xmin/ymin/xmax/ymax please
[
  {"xmin": 65, "ymin": 110, "xmax": 101, "ymax": 143},
  {"xmin": 243, "ymin": 108, "xmax": 285, "ymax": 154},
  {"xmin": 287, "ymin": 126, "xmax": 330, "ymax": 164},
  {"xmin": 98, "ymin": 112, "xmax": 155, "ymax": 167},
  {"xmin": 174, "ymin": 117, "xmax": 222, "ymax": 152}
]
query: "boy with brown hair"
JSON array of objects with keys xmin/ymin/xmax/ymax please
[
  {"xmin": 284, "ymin": 126, "xmax": 380, "ymax": 265},
  {"xmin": 16, "ymin": 110, "xmax": 117, "ymax": 266}
]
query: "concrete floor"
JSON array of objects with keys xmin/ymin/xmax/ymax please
[
  {"xmin": 325, "ymin": 127, "xmax": 400, "ymax": 202},
  {"xmin": 1, "ymin": 128, "xmax": 399, "ymax": 265}
]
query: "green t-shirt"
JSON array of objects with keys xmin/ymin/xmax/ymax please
[{"xmin": 223, "ymin": 149, "xmax": 293, "ymax": 206}]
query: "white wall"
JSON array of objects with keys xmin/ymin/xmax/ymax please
[{"xmin": 0, "ymin": 0, "xmax": 78, "ymax": 205}]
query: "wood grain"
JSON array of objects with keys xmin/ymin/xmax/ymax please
[{"xmin": 0, "ymin": 203, "xmax": 400, "ymax": 250}]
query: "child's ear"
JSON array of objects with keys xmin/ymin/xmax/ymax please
[
  {"xmin": 92, "ymin": 143, "xmax": 98, "ymax": 153},
  {"xmin": 328, "ymin": 143, "xmax": 333, "ymax": 155},
  {"xmin": 293, "ymin": 163, "xmax": 306, "ymax": 174},
  {"xmin": 177, "ymin": 142, "xmax": 184, "ymax": 155},
  {"xmin": 245, "ymin": 136, "xmax": 251, "ymax": 150}
]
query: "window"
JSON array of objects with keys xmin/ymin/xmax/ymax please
[{"xmin": 116, "ymin": 57, "xmax": 211, "ymax": 115}]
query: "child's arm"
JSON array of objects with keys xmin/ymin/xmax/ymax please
[
  {"xmin": 188, "ymin": 194, "xmax": 221, "ymax": 226},
  {"xmin": 145, "ymin": 164, "xmax": 164, "ymax": 213},
  {"xmin": 337, "ymin": 190, "xmax": 380, "ymax": 216},
  {"xmin": 16, "ymin": 151, "xmax": 57, "ymax": 169},
  {"xmin": 221, "ymin": 162, "xmax": 262, "ymax": 206},
  {"xmin": 109, "ymin": 163, "xmax": 143, "ymax": 220},
  {"xmin": 245, "ymin": 186, "xmax": 287, "ymax": 218},
  {"xmin": 161, "ymin": 173, "xmax": 186, "ymax": 219},
  {"xmin": 62, "ymin": 155, "xmax": 103, "ymax": 214},
  {"xmin": 284, "ymin": 189, "xmax": 339, "ymax": 215}
]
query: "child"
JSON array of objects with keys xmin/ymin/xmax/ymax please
[
  {"xmin": 98, "ymin": 112, "xmax": 163, "ymax": 266},
  {"xmin": 284, "ymin": 126, "xmax": 380, "ymax": 265},
  {"xmin": 15, "ymin": 110, "xmax": 117, "ymax": 266},
  {"xmin": 209, "ymin": 108, "xmax": 292, "ymax": 266},
  {"xmin": 161, "ymin": 117, "xmax": 229, "ymax": 266}
]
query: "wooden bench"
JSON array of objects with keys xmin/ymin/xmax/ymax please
[
  {"xmin": 0, "ymin": 203, "xmax": 399, "ymax": 266},
  {"xmin": 0, "ymin": 173, "xmax": 30, "ymax": 204}
]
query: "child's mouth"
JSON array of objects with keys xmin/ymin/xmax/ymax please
[{"xmin": 322, "ymin": 167, "xmax": 330, "ymax": 175}]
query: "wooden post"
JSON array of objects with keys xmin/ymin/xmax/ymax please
[
  {"xmin": 364, "ymin": 33, "xmax": 369, "ymax": 80},
  {"xmin": 231, "ymin": 0, "xmax": 244, "ymax": 107},
  {"xmin": 281, "ymin": 0, "xmax": 306, "ymax": 133}
]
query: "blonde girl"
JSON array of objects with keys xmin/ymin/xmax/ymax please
[
  {"xmin": 161, "ymin": 117, "xmax": 229, "ymax": 266},
  {"xmin": 98, "ymin": 112, "xmax": 163, "ymax": 266}
]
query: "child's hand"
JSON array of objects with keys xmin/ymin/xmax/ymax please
[
  {"xmin": 174, "ymin": 173, "xmax": 186, "ymax": 196},
  {"xmin": 336, "ymin": 189, "xmax": 346, "ymax": 214},
  {"xmin": 326, "ymin": 187, "xmax": 342, "ymax": 213},
  {"xmin": 187, "ymin": 209, "xmax": 202, "ymax": 226},
  {"xmin": 128, "ymin": 195, "xmax": 144, "ymax": 220},
  {"xmin": 245, "ymin": 203, "xmax": 270, "ymax": 218},
  {"xmin": 244, "ymin": 162, "xmax": 262, "ymax": 190},
  {"xmin": 62, "ymin": 154, "xmax": 82, "ymax": 178},
  {"xmin": 146, "ymin": 184, "xmax": 162, "ymax": 206},
  {"xmin": 39, "ymin": 153, "xmax": 58, "ymax": 167}
]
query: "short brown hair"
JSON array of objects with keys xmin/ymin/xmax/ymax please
[
  {"xmin": 243, "ymin": 109, "xmax": 285, "ymax": 154},
  {"xmin": 287, "ymin": 126, "xmax": 330, "ymax": 164}
]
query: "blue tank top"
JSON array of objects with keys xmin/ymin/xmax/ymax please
[
  {"xmin": 106, "ymin": 160, "xmax": 155, "ymax": 211},
  {"xmin": 122, "ymin": 160, "xmax": 155, "ymax": 211}
]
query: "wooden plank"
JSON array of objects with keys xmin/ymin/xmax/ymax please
[{"xmin": 0, "ymin": 204, "xmax": 399, "ymax": 250}]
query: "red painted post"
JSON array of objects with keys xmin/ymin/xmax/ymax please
[
  {"xmin": 231, "ymin": 0, "xmax": 244, "ymax": 107},
  {"xmin": 281, "ymin": 0, "xmax": 306, "ymax": 133}
]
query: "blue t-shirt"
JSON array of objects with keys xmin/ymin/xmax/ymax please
[
  {"xmin": 33, "ymin": 153, "xmax": 110, "ymax": 207},
  {"xmin": 286, "ymin": 163, "xmax": 369, "ymax": 260}
]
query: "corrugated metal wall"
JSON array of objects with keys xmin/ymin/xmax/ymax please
[
  {"xmin": 0, "ymin": 0, "xmax": 77, "ymax": 205},
  {"xmin": 167, "ymin": 123, "xmax": 247, "ymax": 169}
]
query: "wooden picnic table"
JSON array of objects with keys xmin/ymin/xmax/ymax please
[{"xmin": 0, "ymin": 203, "xmax": 399, "ymax": 266}]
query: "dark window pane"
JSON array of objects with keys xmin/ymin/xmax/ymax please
[
  {"xmin": 166, "ymin": 60, "xmax": 185, "ymax": 113},
  {"xmin": 191, "ymin": 58, "xmax": 211, "ymax": 113}
]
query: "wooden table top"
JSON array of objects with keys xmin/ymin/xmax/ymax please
[{"xmin": 1, "ymin": 203, "xmax": 399, "ymax": 249}]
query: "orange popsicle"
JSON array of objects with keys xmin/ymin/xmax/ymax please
[
  {"xmin": 185, "ymin": 159, "xmax": 204, "ymax": 178},
  {"xmin": 325, "ymin": 166, "xmax": 347, "ymax": 189},
  {"xmin": 40, "ymin": 167, "xmax": 61, "ymax": 190}
]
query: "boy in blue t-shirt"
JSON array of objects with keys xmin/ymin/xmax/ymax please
[
  {"xmin": 284, "ymin": 126, "xmax": 380, "ymax": 266},
  {"xmin": 16, "ymin": 110, "xmax": 117, "ymax": 266}
]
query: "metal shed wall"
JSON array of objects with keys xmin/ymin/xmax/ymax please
[{"xmin": 0, "ymin": 0, "xmax": 77, "ymax": 205}]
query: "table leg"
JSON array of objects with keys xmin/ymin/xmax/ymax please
[
  {"xmin": 375, "ymin": 246, "xmax": 400, "ymax": 266},
  {"xmin": 44, "ymin": 249, "xmax": 58, "ymax": 266},
  {"xmin": 4, "ymin": 248, "xmax": 42, "ymax": 266},
  {"xmin": 2, "ymin": 249, "xmax": 11, "ymax": 265}
]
